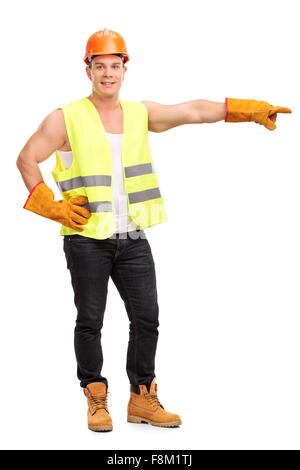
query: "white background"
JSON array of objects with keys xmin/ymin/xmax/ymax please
[{"xmin": 1, "ymin": 0, "xmax": 298, "ymax": 450}]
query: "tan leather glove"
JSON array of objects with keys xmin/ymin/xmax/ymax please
[
  {"xmin": 23, "ymin": 181, "xmax": 91, "ymax": 232},
  {"xmin": 225, "ymin": 98, "xmax": 292, "ymax": 130}
]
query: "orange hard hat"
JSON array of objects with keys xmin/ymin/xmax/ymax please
[{"xmin": 84, "ymin": 28, "xmax": 130, "ymax": 65}]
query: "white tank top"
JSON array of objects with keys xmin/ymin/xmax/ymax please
[{"xmin": 57, "ymin": 132, "xmax": 138, "ymax": 234}]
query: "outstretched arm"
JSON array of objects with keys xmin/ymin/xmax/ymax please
[
  {"xmin": 141, "ymin": 99, "xmax": 226, "ymax": 132},
  {"xmin": 141, "ymin": 98, "xmax": 292, "ymax": 132}
]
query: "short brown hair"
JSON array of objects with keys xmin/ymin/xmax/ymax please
[{"xmin": 88, "ymin": 53, "xmax": 125, "ymax": 69}]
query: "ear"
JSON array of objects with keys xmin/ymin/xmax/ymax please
[{"xmin": 86, "ymin": 66, "xmax": 92, "ymax": 81}]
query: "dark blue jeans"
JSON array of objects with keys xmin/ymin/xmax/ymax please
[{"xmin": 63, "ymin": 229, "xmax": 159, "ymax": 389}]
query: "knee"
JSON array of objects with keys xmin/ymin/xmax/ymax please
[
  {"xmin": 130, "ymin": 317, "xmax": 159, "ymax": 332},
  {"xmin": 75, "ymin": 317, "xmax": 104, "ymax": 334}
]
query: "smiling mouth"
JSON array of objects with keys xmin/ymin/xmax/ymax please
[{"xmin": 101, "ymin": 82, "xmax": 115, "ymax": 86}]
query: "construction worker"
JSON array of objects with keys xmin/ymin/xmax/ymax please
[{"xmin": 16, "ymin": 28, "xmax": 291, "ymax": 432}]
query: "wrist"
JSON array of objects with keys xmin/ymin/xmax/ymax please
[
  {"xmin": 225, "ymin": 98, "xmax": 229, "ymax": 122},
  {"xmin": 23, "ymin": 181, "xmax": 44, "ymax": 209}
]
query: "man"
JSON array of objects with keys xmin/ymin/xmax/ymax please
[{"xmin": 16, "ymin": 28, "xmax": 291, "ymax": 432}]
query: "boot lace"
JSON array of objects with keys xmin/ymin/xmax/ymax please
[
  {"xmin": 87, "ymin": 391, "xmax": 109, "ymax": 415},
  {"xmin": 143, "ymin": 391, "xmax": 164, "ymax": 409}
]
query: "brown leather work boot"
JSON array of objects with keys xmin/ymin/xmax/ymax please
[
  {"xmin": 84, "ymin": 382, "xmax": 113, "ymax": 432},
  {"xmin": 127, "ymin": 378, "xmax": 182, "ymax": 427}
]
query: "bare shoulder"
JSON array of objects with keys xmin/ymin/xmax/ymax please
[
  {"xmin": 141, "ymin": 100, "xmax": 162, "ymax": 113},
  {"xmin": 18, "ymin": 108, "xmax": 69, "ymax": 163},
  {"xmin": 140, "ymin": 100, "xmax": 170, "ymax": 132},
  {"xmin": 38, "ymin": 108, "xmax": 65, "ymax": 135},
  {"xmin": 37, "ymin": 108, "xmax": 69, "ymax": 150}
]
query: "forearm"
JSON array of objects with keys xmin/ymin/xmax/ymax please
[
  {"xmin": 16, "ymin": 156, "xmax": 44, "ymax": 192},
  {"xmin": 196, "ymin": 99, "xmax": 227, "ymax": 123}
]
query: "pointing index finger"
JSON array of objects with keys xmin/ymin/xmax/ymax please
[{"xmin": 270, "ymin": 106, "xmax": 292, "ymax": 115}]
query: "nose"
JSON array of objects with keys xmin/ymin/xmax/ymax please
[
  {"xmin": 103, "ymin": 67, "xmax": 113, "ymax": 74},
  {"xmin": 104, "ymin": 72, "xmax": 113, "ymax": 80}
]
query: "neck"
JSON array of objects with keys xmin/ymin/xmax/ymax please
[{"xmin": 87, "ymin": 91, "xmax": 121, "ymax": 112}]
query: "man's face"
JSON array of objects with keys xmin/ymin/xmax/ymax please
[{"xmin": 86, "ymin": 54, "xmax": 127, "ymax": 99}]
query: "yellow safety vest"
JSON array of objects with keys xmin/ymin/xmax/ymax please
[{"xmin": 51, "ymin": 97, "xmax": 168, "ymax": 240}]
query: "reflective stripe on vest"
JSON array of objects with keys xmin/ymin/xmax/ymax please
[
  {"xmin": 128, "ymin": 187, "xmax": 161, "ymax": 204},
  {"xmin": 56, "ymin": 175, "xmax": 111, "ymax": 192},
  {"xmin": 82, "ymin": 201, "xmax": 112, "ymax": 213},
  {"xmin": 125, "ymin": 163, "xmax": 154, "ymax": 178}
]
